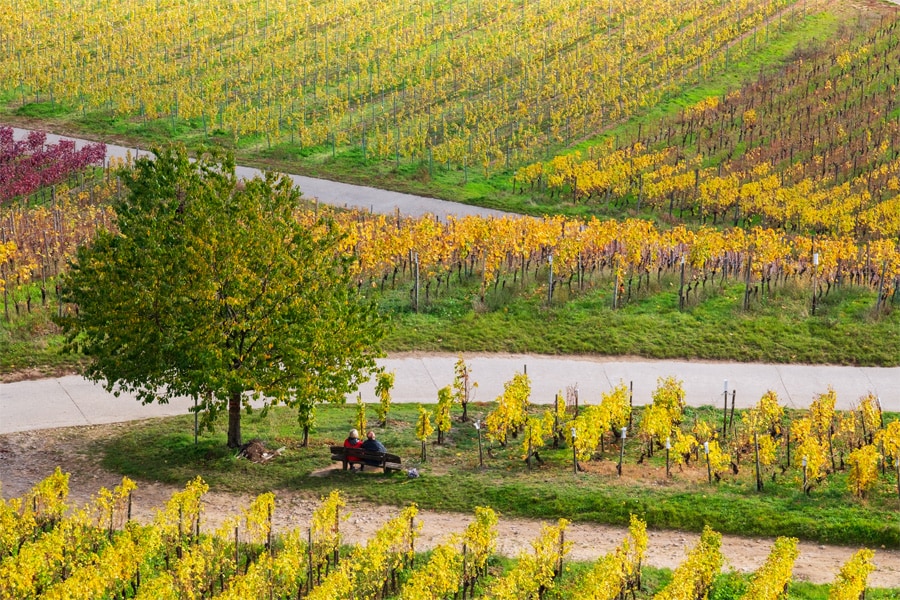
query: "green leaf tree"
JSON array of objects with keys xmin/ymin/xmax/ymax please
[{"xmin": 59, "ymin": 146, "xmax": 386, "ymax": 448}]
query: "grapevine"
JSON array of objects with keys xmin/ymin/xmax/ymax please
[
  {"xmin": 485, "ymin": 519, "xmax": 570, "ymax": 600},
  {"xmin": 739, "ymin": 536, "xmax": 799, "ymax": 600},
  {"xmin": 828, "ymin": 549, "xmax": 876, "ymax": 600},
  {"xmin": 653, "ymin": 525, "xmax": 723, "ymax": 600}
]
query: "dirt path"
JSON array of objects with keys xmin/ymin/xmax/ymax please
[{"xmin": 1, "ymin": 425, "xmax": 899, "ymax": 588}]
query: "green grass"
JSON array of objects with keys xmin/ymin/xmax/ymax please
[
  {"xmin": 379, "ymin": 273, "xmax": 899, "ymax": 366},
  {"xmin": 2, "ymin": 270, "xmax": 897, "ymax": 380},
  {"xmin": 14, "ymin": 101, "xmax": 70, "ymax": 119},
  {"xmin": 99, "ymin": 402, "xmax": 900, "ymax": 550},
  {"xmin": 0, "ymin": 310, "xmax": 84, "ymax": 377}
]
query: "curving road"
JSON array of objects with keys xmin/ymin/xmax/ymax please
[
  {"xmin": 4, "ymin": 126, "xmax": 510, "ymax": 219},
  {"xmin": 1, "ymin": 353, "xmax": 898, "ymax": 434}
]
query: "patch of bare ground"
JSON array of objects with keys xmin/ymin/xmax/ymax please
[
  {"xmin": 0, "ymin": 366, "xmax": 79, "ymax": 384},
  {"xmin": 1, "ymin": 424, "xmax": 899, "ymax": 587}
]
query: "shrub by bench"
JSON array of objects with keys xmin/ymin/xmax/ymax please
[{"xmin": 329, "ymin": 446, "xmax": 402, "ymax": 473}]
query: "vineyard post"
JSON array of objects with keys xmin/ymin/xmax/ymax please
[
  {"xmin": 460, "ymin": 543, "xmax": 468, "ymax": 600},
  {"xmin": 802, "ymin": 456, "xmax": 808, "ymax": 494},
  {"xmin": 475, "ymin": 420, "xmax": 483, "ymax": 468},
  {"xmin": 729, "ymin": 390, "xmax": 736, "ymax": 435},
  {"xmin": 812, "ymin": 252, "xmax": 819, "ymax": 316},
  {"xmin": 679, "ymin": 255, "xmax": 686, "ymax": 310},
  {"xmin": 553, "ymin": 401, "xmax": 560, "ymax": 448},
  {"xmin": 617, "ymin": 427, "xmax": 627, "ymax": 476},
  {"xmin": 413, "ymin": 252, "xmax": 420, "ymax": 313},
  {"xmin": 307, "ymin": 528, "xmax": 313, "ymax": 592},
  {"xmin": 665, "ymin": 436, "xmax": 671, "ymax": 478},
  {"xmin": 743, "ymin": 254, "xmax": 753, "ymax": 311},
  {"xmin": 193, "ymin": 396, "xmax": 198, "ymax": 445},
  {"xmin": 234, "ymin": 526, "xmax": 240, "ymax": 574},
  {"xmin": 557, "ymin": 528, "xmax": 565, "ymax": 580},
  {"xmin": 754, "ymin": 432, "xmax": 762, "ymax": 492},
  {"xmin": 409, "ymin": 513, "xmax": 416, "ymax": 568},
  {"xmin": 578, "ymin": 251, "xmax": 584, "ymax": 291},
  {"xmin": 722, "ymin": 380, "xmax": 728, "ymax": 440},
  {"xmin": 2, "ymin": 270, "xmax": 8, "ymax": 322},
  {"xmin": 106, "ymin": 497, "xmax": 115, "ymax": 539},
  {"xmin": 266, "ymin": 504, "xmax": 273, "ymax": 552},
  {"xmin": 547, "ymin": 254, "xmax": 553, "ymax": 304},
  {"xmin": 786, "ymin": 425, "xmax": 791, "ymax": 468},
  {"xmin": 704, "ymin": 441, "xmax": 712, "ymax": 484},
  {"xmin": 571, "ymin": 427, "xmax": 577, "ymax": 475},
  {"xmin": 527, "ymin": 426, "xmax": 533, "ymax": 470},
  {"xmin": 334, "ymin": 504, "xmax": 340, "ymax": 567},
  {"xmin": 613, "ymin": 270, "xmax": 619, "ymax": 309},
  {"xmin": 875, "ymin": 261, "xmax": 887, "ymax": 312},
  {"xmin": 629, "ymin": 382, "xmax": 633, "ymax": 429}
]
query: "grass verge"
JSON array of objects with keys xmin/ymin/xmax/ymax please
[
  {"xmin": 379, "ymin": 275, "xmax": 899, "ymax": 366},
  {"xmin": 0, "ymin": 311, "xmax": 85, "ymax": 379},
  {"xmin": 2, "ymin": 272, "xmax": 897, "ymax": 381}
]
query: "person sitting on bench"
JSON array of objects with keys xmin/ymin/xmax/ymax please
[
  {"xmin": 361, "ymin": 430, "xmax": 387, "ymax": 468},
  {"xmin": 344, "ymin": 429, "xmax": 363, "ymax": 471}
]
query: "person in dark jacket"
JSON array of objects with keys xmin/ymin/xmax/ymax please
[
  {"xmin": 361, "ymin": 430, "xmax": 386, "ymax": 453},
  {"xmin": 361, "ymin": 431, "xmax": 387, "ymax": 468}
]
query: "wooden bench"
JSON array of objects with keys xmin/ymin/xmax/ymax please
[{"xmin": 329, "ymin": 446, "xmax": 403, "ymax": 473}]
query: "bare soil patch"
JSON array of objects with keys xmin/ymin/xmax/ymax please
[
  {"xmin": 1, "ymin": 424, "xmax": 899, "ymax": 587},
  {"xmin": 0, "ymin": 365, "xmax": 78, "ymax": 384}
]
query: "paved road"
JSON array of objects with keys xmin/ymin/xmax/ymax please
[
  {"xmin": 5, "ymin": 126, "xmax": 509, "ymax": 219},
  {"xmin": 1, "ymin": 354, "xmax": 897, "ymax": 434}
]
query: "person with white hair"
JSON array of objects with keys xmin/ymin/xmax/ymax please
[{"xmin": 344, "ymin": 428, "xmax": 363, "ymax": 471}]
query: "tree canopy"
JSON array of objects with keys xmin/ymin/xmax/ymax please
[{"xmin": 60, "ymin": 145, "xmax": 386, "ymax": 447}]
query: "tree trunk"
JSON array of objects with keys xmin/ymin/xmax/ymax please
[{"xmin": 227, "ymin": 391, "xmax": 242, "ymax": 448}]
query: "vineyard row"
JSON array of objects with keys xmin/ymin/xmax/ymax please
[
  {"xmin": 516, "ymin": 12, "xmax": 900, "ymax": 239},
  {"xmin": 0, "ymin": 470, "xmax": 879, "ymax": 599},
  {"xmin": 0, "ymin": 0, "xmax": 814, "ymax": 170},
  {"xmin": 1, "ymin": 179, "xmax": 898, "ymax": 323}
]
